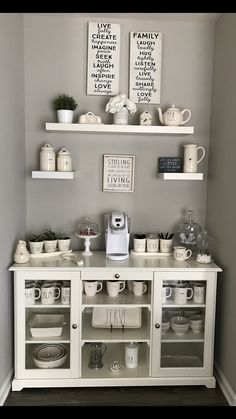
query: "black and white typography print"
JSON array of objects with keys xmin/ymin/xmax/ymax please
[
  {"xmin": 103, "ymin": 155, "xmax": 135, "ymax": 192},
  {"xmin": 129, "ymin": 32, "xmax": 162, "ymax": 104},
  {"xmin": 87, "ymin": 22, "xmax": 120, "ymax": 96}
]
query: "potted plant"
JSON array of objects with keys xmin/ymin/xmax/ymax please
[
  {"xmin": 105, "ymin": 93, "xmax": 137, "ymax": 125},
  {"xmin": 28, "ymin": 233, "xmax": 44, "ymax": 254},
  {"xmin": 53, "ymin": 93, "xmax": 78, "ymax": 123},
  {"xmin": 42, "ymin": 229, "xmax": 58, "ymax": 253},
  {"xmin": 57, "ymin": 233, "xmax": 71, "ymax": 252}
]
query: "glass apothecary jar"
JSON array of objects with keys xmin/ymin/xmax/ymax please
[
  {"xmin": 177, "ymin": 209, "xmax": 201, "ymax": 253},
  {"xmin": 78, "ymin": 217, "xmax": 99, "ymax": 236},
  {"xmin": 196, "ymin": 229, "xmax": 212, "ymax": 263}
]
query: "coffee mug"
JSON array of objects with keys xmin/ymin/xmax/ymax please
[
  {"xmin": 174, "ymin": 285, "xmax": 193, "ymax": 305},
  {"xmin": 84, "ymin": 281, "xmax": 103, "ymax": 297},
  {"xmin": 41, "ymin": 283, "xmax": 60, "ymax": 305},
  {"xmin": 61, "ymin": 282, "xmax": 70, "ymax": 305},
  {"xmin": 25, "ymin": 283, "xmax": 41, "ymax": 305},
  {"xmin": 132, "ymin": 281, "xmax": 147, "ymax": 296},
  {"xmin": 160, "ymin": 239, "xmax": 173, "ymax": 253},
  {"xmin": 193, "ymin": 282, "xmax": 205, "ymax": 304},
  {"xmin": 133, "ymin": 238, "xmax": 146, "ymax": 253},
  {"xmin": 106, "ymin": 280, "xmax": 125, "ymax": 297},
  {"xmin": 173, "ymin": 246, "xmax": 192, "ymax": 261},
  {"xmin": 162, "ymin": 286, "xmax": 172, "ymax": 303},
  {"xmin": 147, "ymin": 235, "xmax": 159, "ymax": 253}
]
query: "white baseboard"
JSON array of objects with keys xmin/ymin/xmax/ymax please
[
  {"xmin": 0, "ymin": 370, "xmax": 13, "ymax": 406},
  {"xmin": 214, "ymin": 363, "xmax": 236, "ymax": 406}
]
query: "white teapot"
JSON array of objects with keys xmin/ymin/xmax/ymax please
[
  {"xmin": 158, "ymin": 104, "xmax": 191, "ymax": 126},
  {"xmin": 13, "ymin": 240, "xmax": 30, "ymax": 264}
]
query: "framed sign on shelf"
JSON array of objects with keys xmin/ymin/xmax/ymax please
[
  {"xmin": 103, "ymin": 154, "xmax": 135, "ymax": 193},
  {"xmin": 129, "ymin": 31, "xmax": 162, "ymax": 104},
  {"xmin": 87, "ymin": 21, "xmax": 120, "ymax": 96}
]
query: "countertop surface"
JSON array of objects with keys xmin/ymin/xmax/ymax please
[{"xmin": 9, "ymin": 251, "xmax": 222, "ymax": 272}]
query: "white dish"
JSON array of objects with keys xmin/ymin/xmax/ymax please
[
  {"xmin": 32, "ymin": 344, "xmax": 68, "ymax": 368},
  {"xmin": 130, "ymin": 250, "xmax": 171, "ymax": 257},
  {"xmin": 92, "ymin": 307, "xmax": 141, "ymax": 328},
  {"xmin": 30, "ymin": 250, "xmax": 72, "ymax": 258},
  {"xmin": 29, "ymin": 314, "xmax": 65, "ymax": 337}
]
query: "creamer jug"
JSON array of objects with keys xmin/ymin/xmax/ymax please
[
  {"xmin": 13, "ymin": 240, "xmax": 30, "ymax": 263},
  {"xmin": 183, "ymin": 144, "xmax": 205, "ymax": 173}
]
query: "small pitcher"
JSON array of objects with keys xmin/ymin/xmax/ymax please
[
  {"xmin": 183, "ymin": 144, "xmax": 205, "ymax": 173},
  {"xmin": 88, "ymin": 343, "xmax": 107, "ymax": 369}
]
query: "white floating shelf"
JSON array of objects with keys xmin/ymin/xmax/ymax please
[
  {"xmin": 32, "ymin": 171, "xmax": 79, "ymax": 179},
  {"xmin": 45, "ymin": 123, "xmax": 194, "ymax": 135},
  {"xmin": 159, "ymin": 173, "xmax": 203, "ymax": 180}
]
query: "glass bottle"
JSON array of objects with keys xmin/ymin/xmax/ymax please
[
  {"xmin": 196, "ymin": 229, "xmax": 212, "ymax": 263},
  {"xmin": 177, "ymin": 209, "xmax": 201, "ymax": 253}
]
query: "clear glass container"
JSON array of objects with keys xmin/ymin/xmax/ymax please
[
  {"xmin": 177, "ymin": 209, "xmax": 201, "ymax": 253},
  {"xmin": 78, "ymin": 217, "xmax": 99, "ymax": 236},
  {"xmin": 196, "ymin": 229, "xmax": 212, "ymax": 263}
]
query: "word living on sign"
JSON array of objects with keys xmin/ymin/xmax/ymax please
[
  {"xmin": 87, "ymin": 22, "xmax": 120, "ymax": 96},
  {"xmin": 129, "ymin": 31, "xmax": 162, "ymax": 104}
]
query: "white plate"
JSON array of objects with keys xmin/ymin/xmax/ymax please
[
  {"xmin": 29, "ymin": 314, "xmax": 65, "ymax": 337},
  {"xmin": 92, "ymin": 307, "xmax": 141, "ymax": 328}
]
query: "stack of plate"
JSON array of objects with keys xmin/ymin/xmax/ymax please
[{"xmin": 32, "ymin": 344, "xmax": 68, "ymax": 369}]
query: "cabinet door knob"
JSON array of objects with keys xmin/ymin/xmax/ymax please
[
  {"xmin": 155, "ymin": 323, "xmax": 160, "ymax": 329},
  {"xmin": 72, "ymin": 324, "xmax": 78, "ymax": 329},
  {"xmin": 114, "ymin": 274, "xmax": 120, "ymax": 279}
]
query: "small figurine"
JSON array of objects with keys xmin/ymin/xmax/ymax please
[{"xmin": 140, "ymin": 110, "xmax": 152, "ymax": 126}]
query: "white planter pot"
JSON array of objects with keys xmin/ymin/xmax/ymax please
[
  {"xmin": 114, "ymin": 107, "xmax": 129, "ymax": 125},
  {"xmin": 58, "ymin": 239, "xmax": 71, "ymax": 251},
  {"xmin": 44, "ymin": 240, "xmax": 57, "ymax": 253},
  {"xmin": 57, "ymin": 110, "xmax": 74, "ymax": 124},
  {"xmin": 29, "ymin": 241, "xmax": 44, "ymax": 254}
]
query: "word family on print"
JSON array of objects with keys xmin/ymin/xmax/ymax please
[
  {"xmin": 129, "ymin": 31, "xmax": 162, "ymax": 104},
  {"xmin": 87, "ymin": 22, "xmax": 120, "ymax": 95}
]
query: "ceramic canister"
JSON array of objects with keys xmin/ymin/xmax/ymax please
[
  {"xmin": 57, "ymin": 148, "xmax": 72, "ymax": 172},
  {"xmin": 40, "ymin": 144, "xmax": 55, "ymax": 171}
]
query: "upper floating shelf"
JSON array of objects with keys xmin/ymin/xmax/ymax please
[{"xmin": 45, "ymin": 123, "xmax": 194, "ymax": 135}]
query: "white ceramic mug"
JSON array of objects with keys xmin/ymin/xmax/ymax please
[
  {"xmin": 183, "ymin": 144, "xmax": 206, "ymax": 173},
  {"xmin": 106, "ymin": 280, "xmax": 125, "ymax": 297},
  {"xmin": 174, "ymin": 285, "xmax": 193, "ymax": 305},
  {"xmin": 132, "ymin": 281, "xmax": 147, "ymax": 297},
  {"xmin": 162, "ymin": 286, "xmax": 172, "ymax": 303},
  {"xmin": 133, "ymin": 238, "xmax": 146, "ymax": 253},
  {"xmin": 41, "ymin": 283, "xmax": 60, "ymax": 304},
  {"xmin": 84, "ymin": 281, "xmax": 103, "ymax": 297},
  {"xmin": 173, "ymin": 246, "xmax": 192, "ymax": 261},
  {"xmin": 147, "ymin": 236, "xmax": 159, "ymax": 253},
  {"xmin": 61, "ymin": 282, "xmax": 70, "ymax": 305},
  {"xmin": 193, "ymin": 283, "xmax": 205, "ymax": 304},
  {"xmin": 25, "ymin": 284, "xmax": 41, "ymax": 305},
  {"xmin": 160, "ymin": 239, "xmax": 173, "ymax": 253}
]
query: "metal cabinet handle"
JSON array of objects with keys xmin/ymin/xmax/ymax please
[
  {"xmin": 72, "ymin": 324, "xmax": 78, "ymax": 329},
  {"xmin": 114, "ymin": 274, "xmax": 120, "ymax": 279},
  {"xmin": 155, "ymin": 323, "xmax": 160, "ymax": 329}
]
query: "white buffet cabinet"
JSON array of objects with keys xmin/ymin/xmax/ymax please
[{"xmin": 10, "ymin": 251, "xmax": 222, "ymax": 391}]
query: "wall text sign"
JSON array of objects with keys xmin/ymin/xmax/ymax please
[
  {"xmin": 129, "ymin": 31, "xmax": 162, "ymax": 104},
  {"xmin": 103, "ymin": 154, "xmax": 135, "ymax": 193},
  {"xmin": 87, "ymin": 22, "xmax": 120, "ymax": 96}
]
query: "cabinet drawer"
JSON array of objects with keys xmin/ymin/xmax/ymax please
[{"xmin": 81, "ymin": 270, "xmax": 153, "ymax": 281}]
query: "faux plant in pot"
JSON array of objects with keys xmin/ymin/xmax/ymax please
[
  {"xmin": 105, "ymin": 93, "xmax": 137, "ymax": 125},
  {"xmin": 53, "ymin": 93, "xmax": 78, "ymax": 123},
  {"xmin": 57, "ymin": 233, "xmax": 71, "ymax": 252},
  {"xmin": 42, "ymin": 229, "xmax": 58, "ymax": 253},
  {"xmin": 28, "ymin": 234, "xmax": 44, "ymax": 254}
]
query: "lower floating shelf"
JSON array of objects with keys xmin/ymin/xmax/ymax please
[
  {"xmin": 32, "ymin": 171, "xmax": 79, "ymax": 179},
  {"xmin": 159, "ymin": 173, "xmax": 203, "ymax": 180}
]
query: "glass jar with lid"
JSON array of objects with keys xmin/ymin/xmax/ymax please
[
  {"xmin": 196, "ymin": 229, "xmax": 212, "ymax": 263},
  {"xmin": 177, "ymin": 209, "xmax": 201, "ymax": 253},
  {"xmin": 78, "ymin": 217, "xmax": 99, "ymax": 236}
]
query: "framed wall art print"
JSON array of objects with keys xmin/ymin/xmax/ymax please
[{"xmin": 103, "ymin": 154, "xmax": 135, "ymax": 192}]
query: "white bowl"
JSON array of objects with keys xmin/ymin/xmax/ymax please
[
  {"xmin": 170, "ymin": 316, "xmax": 190, "ymax": 335},
  {"xmin": 161, "ymin": 317, "xmax": 170, "ymax": 334},
  {"xmin": 32, "ymin": 344, "xmax": 68, "ymax": 368}
]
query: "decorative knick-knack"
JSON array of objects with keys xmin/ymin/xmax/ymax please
[{"xmin": 13, "ymin": 240, "xmax": 30, "ymax": 263}]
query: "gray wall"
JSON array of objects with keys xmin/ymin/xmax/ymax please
[
  {"xmin": 24, "ymin": 15, "xmax": 215, "ymax": 250},
  {"xmin": 206, "ymin": 13, "xmax": 236, "ymax": 394},
  {"xmin": 0, "ymin": 14, "xmax": 25, "ymax": 394}
]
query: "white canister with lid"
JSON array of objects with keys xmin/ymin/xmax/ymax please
[
  {"xmin": 40, "ymin": 144, "xmax": 55, "ymax": 171},
  {"xmin": 57, "ymin": 148, "xmax": 72, "ymax": 172}
]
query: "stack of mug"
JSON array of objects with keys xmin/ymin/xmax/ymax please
[
  {"xmin": 162, "ymin": 282, "xmax": 205, "ymax": 305},
  {"xmin": 25, "ymin": 280, "xmax": 70, "ymax": 305}
]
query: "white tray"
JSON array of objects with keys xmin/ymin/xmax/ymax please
[
  {"xmin": 92, "ymin": 307, "xmax": 141, "ymax": 328},
  {"xmin": 30, "ymin": 249, "xmax": 72, "ymax": 258},
  {"xmin": 29, "ymin": 314, "xmax": 65, "ymax": 337},
  {"xmin": 131, "ymin": 250, "xmax": 171, "ymax": 257}
]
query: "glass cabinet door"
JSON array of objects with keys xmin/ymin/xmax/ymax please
[
  {"xmin": 15, "ymin": 271, "xmax": 80, "ymax": 379},
  {"xmin": 152, "ymin": 271, "xmax": 217, "ymax": 377}
]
